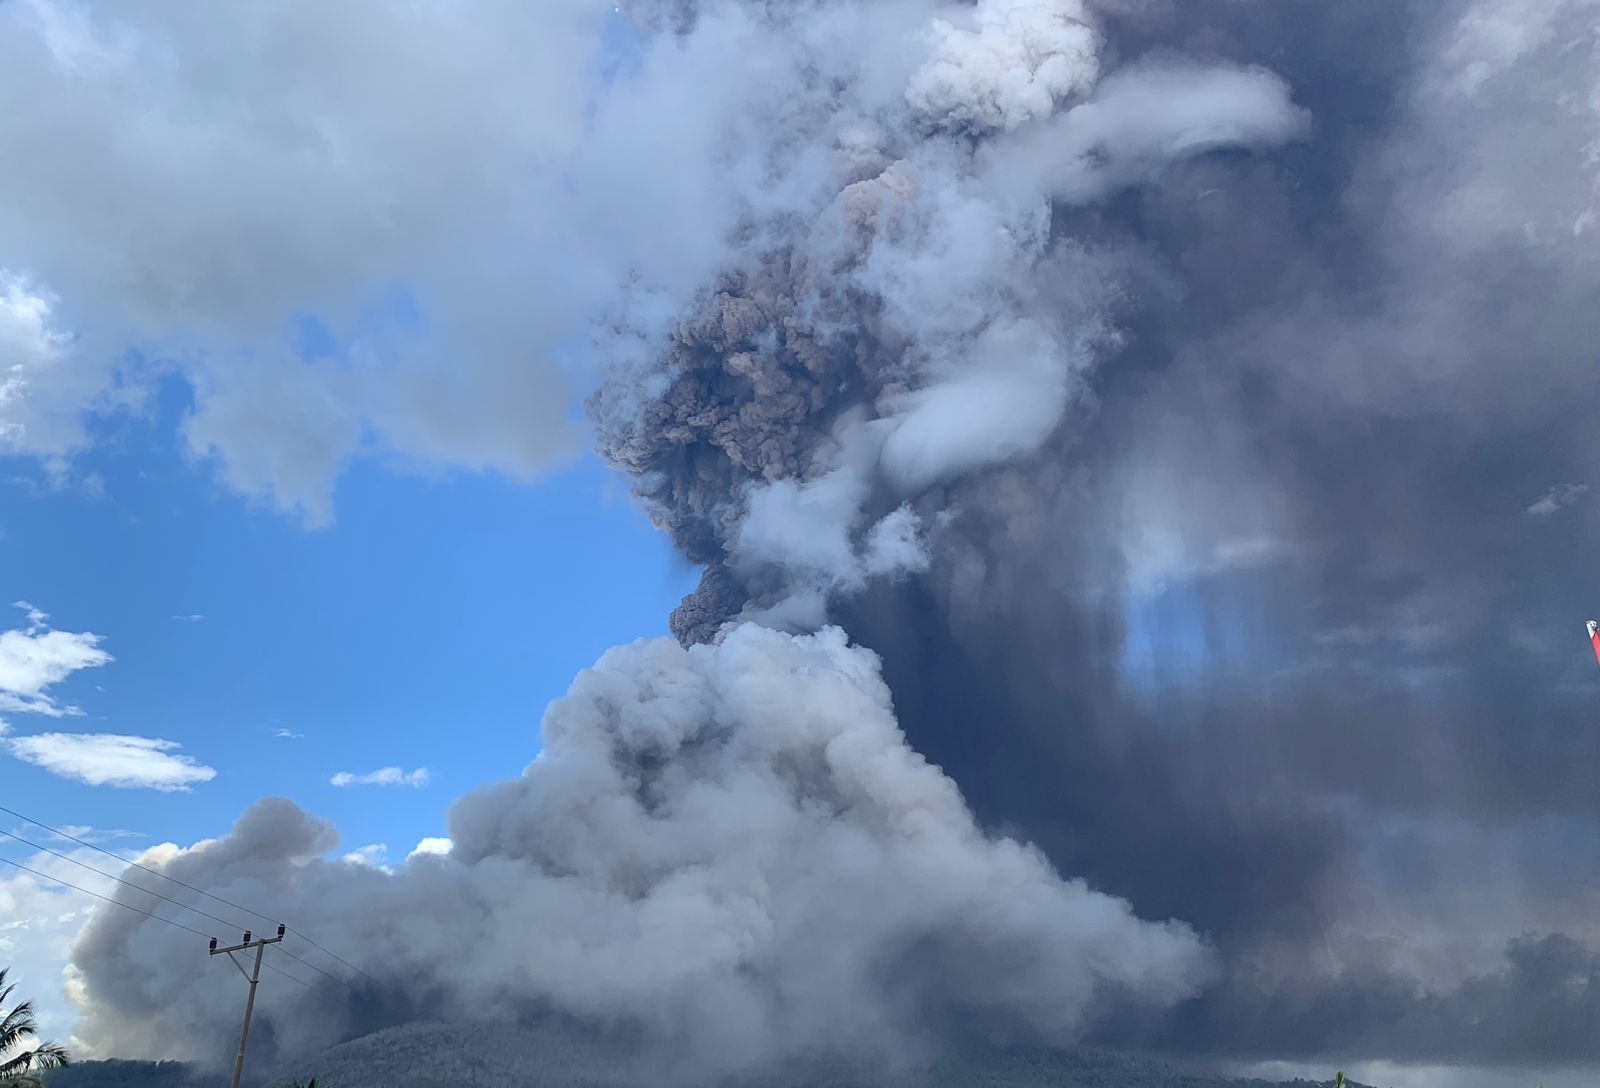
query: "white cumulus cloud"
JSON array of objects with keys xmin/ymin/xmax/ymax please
[
  {"xmin": 0, "ymin": 1, "xmax": 621, "ymax": 523},
  {"xmin": 0, "ymin": 272, "xmax": 84, "ymax": 454},
  {"xmin": 29, "ymin": 0, "xmax": 818, "ymax": 529},
  {"xmin": 329, "ymin": 767, "xmax": 429, "ymax": 788},
  {"xmin": 5, "ymin": 733, "xmax": 216, "ymax": 791},
  {"xmin": 406, "ymin": 837, "xmax": 453, "ymax": 861},
  {"xmin": 341, "ymin": 844, "xmax": 390, "ymax": 870},
  {"xmin": 0, "ymin": 602, "xmax": 111, "ymax": 717}
]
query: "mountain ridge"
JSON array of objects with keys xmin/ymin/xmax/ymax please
[{"xmin": 41, "ymin": 1023, "xmax": 1369, "ymax": 1088}]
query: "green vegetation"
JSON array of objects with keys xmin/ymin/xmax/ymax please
[
  {"xmin": 35, "ymin": 1034, "xmax": 1384, "ymax": 1088},
  {"xmin": 38, "ymin": 1060, "xmax": 202, "ymax": 1088},
  {"xmin": 41, "ymin": 1068, "xmax": 323, "ymax": 1088},
  {"xmin": 0, "ymin": 967, "xmax": 70, "ymax": 1088}
]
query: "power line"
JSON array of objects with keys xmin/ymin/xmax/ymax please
[
  {"xmin": 0, "ymin": 804, "xmax": 282, "ymax": 927},
  {"xmin": 0, "ymin": 802, "xmax": 379, "ymax": 984},
  {"xmin": 7, "ymin": 849, "xmax": 348, "ymax": 1088},
  {"xmin": 0, "ymin": 828, "xmax": 253, "ymax": 936},
  {"xmin": 0, "ymin": 855, "xmax": 213, "ymax": 939},
  {"xmin": 284, "ymin": 928, "xmax": 379, "ymax": 985},
  {"xmin": 261, "ymin": 958, "xmax": 339, "ymax": 1001},
  {"xmin": 274, "ymin": 944, "xmax": 354, "ymax": 989},
  {"xmin": 2, "ymin": 859, "xmax": 343, "ymax": 1010},
  {"xmin": 9, "ymin": 859, "xmax": 348, "ymax": 1088}
]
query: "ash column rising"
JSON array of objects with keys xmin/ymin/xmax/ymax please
[{"xmin": 1589, "ymin": 621, "xmax": 1600, "ymax": 667}]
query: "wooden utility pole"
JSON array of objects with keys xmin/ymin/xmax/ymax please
[{"xmin": 210, "ymin": 924, "xmax": 285, "ymax": 1088}]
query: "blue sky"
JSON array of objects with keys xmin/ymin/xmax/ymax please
[
  {"xmin": 0, "ymin": 3, "xmax": 694, "ymax": 1040},
  {"xmin": 0, "ymin": 2, "xmax": 678, "ymax": 879},
  {"xmin": 1, "ymin": 377, "xmax": 696, "ymax": 870}
]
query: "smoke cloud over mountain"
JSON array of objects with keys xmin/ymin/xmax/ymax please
[
  {"xmin": 53, "ymin": 0, "xmax": 1600, "ymax": 1079},
  {"xmin": 69, "ymin": 627, "xmax": 1214, "ymax": 1077}
]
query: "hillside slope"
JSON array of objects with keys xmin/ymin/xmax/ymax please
[{"xmin": 44, "ymin": 1027, "xmax": 1359, "ymax": 1088}]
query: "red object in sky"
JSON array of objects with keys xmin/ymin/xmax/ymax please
[{"xmin": 1589, "ymin": 620, "xmax": 1600, "ymax": 667}]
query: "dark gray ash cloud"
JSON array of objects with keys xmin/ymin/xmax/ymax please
[{"xmin": 588, "ymin": 0, "xmax": 1600, "ymax": 1069}]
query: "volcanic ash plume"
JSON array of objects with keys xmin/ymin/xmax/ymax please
[
  {"xmin": 69, "ymin": 626, "xmax": 1215, "ymax": 1075},
  {"xmin": 592, "ymin": 0, "xmax": 1600, "ymax": 1072},
  {"xmin": 589, "ymin": 0, "xmax": 1307, "ymax": 643},
  {"xmin": 64, "ymin": 0, "xmax": 1600, "ymax": 1075}
]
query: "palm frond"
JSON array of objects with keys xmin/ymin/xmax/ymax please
[
  {"xmin": 1, "ymin": 1004, "xmax": 40, "ymax": 1059},
  {"xmin": 0, "ymin": 1051, "xmax": 37, "ymax": 1079},
  {"xmin": 0, "ymin": 1045, "xmax": 67, "ymax": 1079},
  {"xmin": 0, "ymin": 1075, "xmax": 46, "ymax": 1088},
  {"xmin": 0, "ymin": 967, "xmax": 69, "ymax": 1083},
  {"xmin": 28, "ymin": 1044, "xmax": 68, "ymax": 1071}
]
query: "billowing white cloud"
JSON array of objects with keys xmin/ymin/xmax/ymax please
[
  {"xmin": 0, "ymin": 848, "xmax": 102, "ymax": 1050},
  {"xmin": 406, "ymin": 837, "xmax": 452, "ymax": 862},
  {"xmin": 329, "ymin": 766, "xmax": 429, "ymax": 788},
  {"xmin": 0, "ymin": 0, "xmax": 624, "ymax": 522},
  {"xmin": 907, "ymin": 0, "xmax": 1100, "ymax": 132},
  {"xmin": 67, "ymin": 625, "xmax": 1215, "ymax": 1074},
  {"xmin": 5, "ymin": 733, "xmax": 216, "ymax": 791},
  {"xmin": 0, "ymin": 602, "xmax": 111, "ymax": 718},
  {"xmin": 341, "ymin": 844, "xmax": 389, "ymax": 870},
  {"xmin": 0, "ymin": 272, "xmax": 83, "ymax": 455}
]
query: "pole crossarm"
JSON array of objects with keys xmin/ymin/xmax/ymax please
[{"xmin": 210, "ymin": 929, "xmax": 284, "ymax": 956}]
